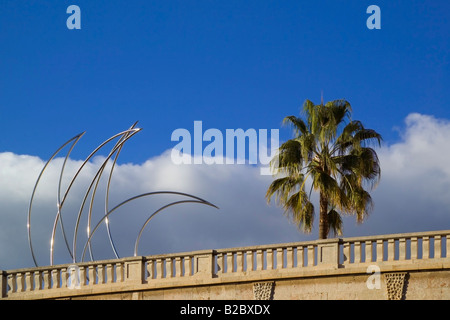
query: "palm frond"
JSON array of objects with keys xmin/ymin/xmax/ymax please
[
  {"xmin": 282, "ymin": 116, "xmax": 308, "ymax": 136},
  {"xmin": 327, "ymin": 209, "xmax": 343, "ymax": 237},
  {"xmin": 284, "ymin": 190, "xmax": 315, "ymax": 233},
  {"xmin": 267, "ymin": 98, "xmax": 382, "ymax": 239},
  {"xmin": 266, "ymin": 173, "xmax": 307, "ymax": 204}
]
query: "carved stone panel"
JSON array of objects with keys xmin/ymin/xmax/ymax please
[
  {"xmin": 253, "ymin": 281, "xmax": 274, "ymax": 300},
  {"xmin": 384, "ymin": 272, "xmax": 407, "ymax": 300}
]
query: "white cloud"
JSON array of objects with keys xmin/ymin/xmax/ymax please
[
  {"xmin": 341, "ymin": 113, "xmax": 450, "ymax": 235},
  {"xmin": 0, "ymin": 150, "xmax": 304, "ymax": 270},
  {"xmin": 1, "ymin": 113, "xmax": 450, "ymax": 270}
]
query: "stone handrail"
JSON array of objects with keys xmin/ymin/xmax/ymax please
[
  {"xmin": 340, "ymin": 230, "xmax": 450, "ymax": 265},
  {"xmin": 2, "ymin": 229, "xmax": 449, "ymax": 299},
  {"xmin": 1, "ymin": 257, "xmax": 135, "ymax": 297}
]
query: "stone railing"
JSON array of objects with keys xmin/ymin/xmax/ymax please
[
  {"xmin": 1, "ymin": 257, "xmax": 134, "ymax": 297},
  {"xmin": 339, "ymin": 230, "xmax": 450, "ymax": 266},
  {"xmin": 2, "ymin": 229, "xmax": 449, "ymax": 299}
]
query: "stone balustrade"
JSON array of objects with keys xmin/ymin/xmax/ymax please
[
  {"xmin": 1, "ymin": 229, "xmax": 449, "ymax": 299},
  {"xmin": 339, "ymin": 230, "xmax": 450, "ymax": 265},
  {"xmin": 2, "ymin": 258, "xmax": 129, "ymax": 295}
]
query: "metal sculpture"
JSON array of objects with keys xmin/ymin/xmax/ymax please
[{"xmin": 27, "ymin": 122, "xmax": 218, "ymax": 267}]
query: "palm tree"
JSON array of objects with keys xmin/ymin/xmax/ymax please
[{"xmin": 266, "ymin": 99, "xmax": 382, "ymax": 239}]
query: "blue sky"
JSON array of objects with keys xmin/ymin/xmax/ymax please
[
  {"xmin": 1, "ymin": 1, "xmax": 450, "ymax": 269},
  {"xmin": 1, "ymin": 1, "xmax": 449, "ymax": 160}
]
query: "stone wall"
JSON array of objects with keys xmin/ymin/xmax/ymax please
[
  {"xmin": 56, "ymin": 268, "xmax": 450, "ymax": 300},
  {"xmin": 2, "ymin": 230, "xmax": 450, "ymax": 300}
]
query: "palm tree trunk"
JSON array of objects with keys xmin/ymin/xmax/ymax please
[{"xmin": 319, "ymin": 191, "xmax": 329, "ymax": 239}]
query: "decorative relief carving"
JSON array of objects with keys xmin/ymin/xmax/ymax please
[
  {"xmin": 384, "ymin": 272, "xmax": 407, "ymax": 300},
  {"xmin": 253, "ymin": 281, "xmax": 274, "ymax": 300}
]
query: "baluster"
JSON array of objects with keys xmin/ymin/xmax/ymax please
[
  {"xmin": 42, "ymin": 270, "xmax": 51, "ymax": 289},
  {"xmin": 286, "ymin": 247, "xmax": 294, "ymax": 268},
  {"xmin": 226, "ymin": 253, "xmax": 234, "ymax": 273},
  {"xmin": 399, "ymin": 238, "xmax": 407, "ymax": 261},
  {"xmin": 167, "ymin": 258, "xmax": 174, "ymax": 278},
  {"xmin": 146, "ymin": 260, "xmax": 155, "ymax": 280},
  {"xmin": 411, "ymin": 237, "xmax": 418, "ymax": 260},
  {"xmin": 256, "ymin": 250, "xmax": 264, "ymax": 271},
  {"xmin": 117, "ymin": 263, "xmax": 124, "ymax": 282},
  {"xmin": 434, "ymin": 236, "xmax": 442, "ymax": 259},
  {"xmin": 65, "ymin": 266, "xmax": 73, "ymax": 288},
  {"xmin": 264, "ymin": 250, "xmax": 270, "ymax": 270},
  {"xmin": 365, "ymin": 241, "xmax": 373, "ymax": 263},
  {"xmin": 18, "ymin": 273, "xmax": 25, "ymax": 292},
  {"xmin": 422, "ymin": 236, "xmax": 430, "ymax": 259},
  {"xmin": 68, "ymin": 267, "xmax": 77, "ymax": 288},
  {"xmin": 88, "ymin": 265, "xmax": 96, "ymax": 285},
  {"xmin": 387, "ymin": 239, "xmax": 395, "ymax": 261},
  {"xmin": 60, "ymin": 268, "xmax": 68, "ymax": 288},
  {"xmin": 307, "ymin": 245, "xmax": 315, "ymax": 267},
  {"xmin": 66, "ymin": 267, "xmax": 73, "ymax": 288},
  {"xmin": 354, "ymin": 242, "xmax": 361, "ymax": 264},
  {"xmin": 17, "ymin": 273, "xmax": 25, "ymax": 292},
  {"xmin": 236, "ymin": 252, "xmax": 244, "ymax": 272},
  {"xmin": 25, "ymin": 271, "xmax": 34, "ymax": 292},
  {"xmin": 51, "ymin": 269, "xmax": 60, "ymax": 289},
  {"xmin": 106, "ymin": 264, "xmax": 114, "ymax": 283},
  {"xmin": 267, "ymin": 249, "xmax": 275, "ymax": 270},
  {"xmin": 343, "ymin": 242, "xmax": 350, "ymax": 265},
  {"xmin": 8, "ymin": 274, "xmax": 16, "ymax": 293},
  {"xmin": 276, "ymin": 248, "xmax": 283, "ymax": 269},
  {"xmin": 297, "ymin": 246, "xmax": 304, "ymax": 267},
  {"xmin": 216, "ymin": 254, "xmax": 224, "ymax": 274},
  {"xmin": 79, "ymin": 266, "xmax": 87, "ymax": 286},
  {"xmin": 376, "ymin": 240, "xmax": 384, "ymax": 262},
  {"xmin": 246, "ymin": 250, "xmax": 254, "ymax": 272},
  {"xmin": 68, "ymin": 266, "xmax": 80, "ymax": 288},
  {"xmin": 155, "ymin": 259, "xmax": 163, "ymax": 278},
  {"xmin": 175, "ymin": 257, "xmax": 182, "ymax": 277},
  {"xmin": 33, "ymin": 271, "xmax": 43, "ymax": 290},
  {"xmin": 69, "ymin": 266, "xmax": 79, "ymax": 288},
  {"xmin": 99, "ymin": 265, "xmax": 106, "ymax": 284}
]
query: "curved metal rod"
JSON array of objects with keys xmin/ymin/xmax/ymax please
[
  {"xmin": 80, "ymin": 192, "xmax": 219, "ymax": 262},
  {"xmin": 29, "ymin": 125, "xmax": 220, "ymax": 267},
  {"xmin": 50, "ymin": 128, "xmax": 141, "ymax": 265},
  {"xmin": 85, "ymin": 125, "xmax": 137, "ymax": 261},
  {"xmin": 133, "ymin": 199, "xmax": 218, "ymax": 257},
  {"xmin": 56, "ymin": 132, "xmax": 88, "ymax": 262},
  {"xmin": 103, "ymin": 121, "xmax": 139, "ymax": 260},
  {"xmin": 27, "ymin": 132, "xmax": 85, "ymax": 267},
  {"xmin": 101, "ymin": 146, "xmax": 123, "ymax": 259},
  {"xmin": 84, "ymin": 126, "xmax": 138, "ymax": 262},
  {"xmin": 85, "ymin": 129, "xmax": 141, "ymax": 263},
  {"xmin": 70, "ymin": 129, "xmax": 141, "ymax": 264}
]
